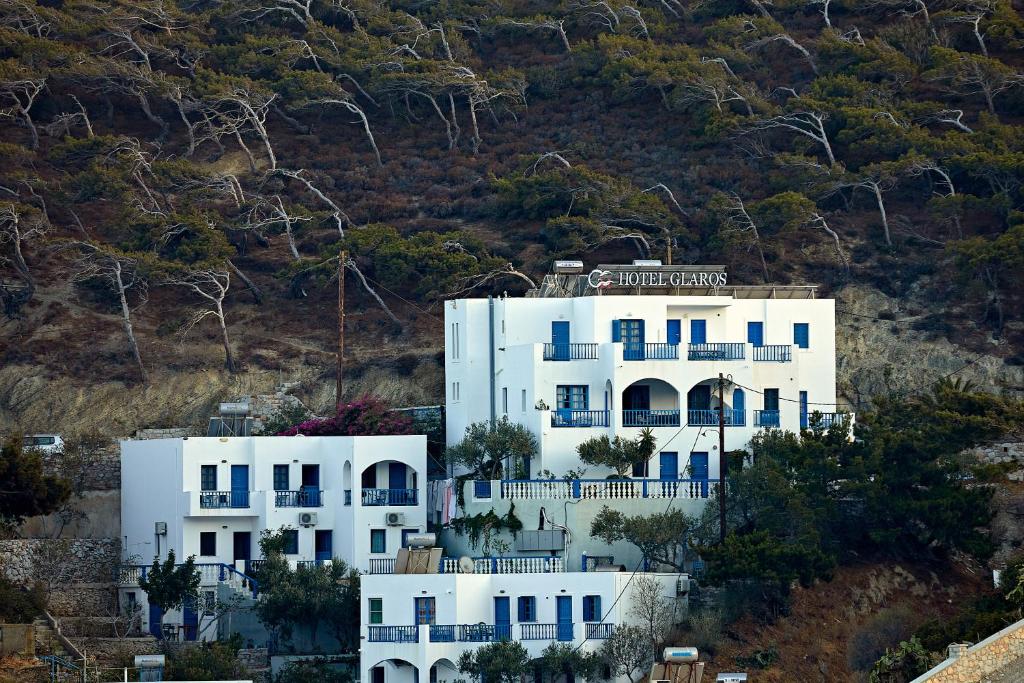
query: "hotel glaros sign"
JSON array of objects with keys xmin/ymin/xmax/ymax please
[{"xmin": 587, "ymin": 265, "xmax": 728, "ymax": 290}]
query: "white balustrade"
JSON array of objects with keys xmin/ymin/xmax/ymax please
[{"xmin": 501, "ymin": 479, "xmax": 715, "ymax": 501}]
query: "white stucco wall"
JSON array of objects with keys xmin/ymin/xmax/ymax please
[{"xmin": 445, "ymin": 294, "xmax": 840, "ymax": 477}]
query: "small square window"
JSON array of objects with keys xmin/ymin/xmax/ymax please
[
  {"xmin": 369, "ymin": 598, "xmax": 383, "ymax": 625},
  {"xmin": 282, "ymin": 529, "xmax": 299, "ymax": 555},
  {"xmin": 370, "ymin": 529, "xmax": 386, "ymax": 554},
  {"xmin": 199, "ymin": 532, "xmax": 216, "ymax": 557}
]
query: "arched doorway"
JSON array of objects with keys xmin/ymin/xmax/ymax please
[{"xmin": 621, "ymin": 378, "xmax": 680, "ymax": 427}]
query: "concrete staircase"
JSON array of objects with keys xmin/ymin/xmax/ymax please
[{"xmin": 32, "ymin": 618, "xmax": 71, "ymax": 658}]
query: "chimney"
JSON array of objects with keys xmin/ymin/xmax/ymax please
[{"xmin": 947, "ymin": 643, "xmax": 970, "ymax": 659}]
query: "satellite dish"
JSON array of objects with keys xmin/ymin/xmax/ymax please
[{"xmin": 458, "ymin": 556, "xmax": 475, "ymax": 574}]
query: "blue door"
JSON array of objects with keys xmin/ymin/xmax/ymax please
[
  {"xmin": 732, "ymin": 388, "xmax": 745, "ymax": 425},
  {"xmin": 659, "ymin": 452, "xmax": 679, "ymax": 480},
  {"xmin": 183, "ymin": 598, "xmax": 198, "ymax": 641},
  {"xmin": 619, "ymin": 320, "xmax": 645, "ymax": 360},
  {"xmin": 389, "ymin": 462, "xmax": 407, "ymax": 504},
  {"xmin": 149, "ymin": 603, "xmax": 163, "ymax": 639},
  {"xmin": 494, "ymin": 597, "xmax": 511, "ymax": 640},
  {"xmin": 551, "ymin": 321, "xmax": 570, "ymax": 360},
  {"xmin": 315, "ymin": 530, "xmax": 332, "ymax": 565},
  {"xmin": 230, "ymin": 465, "xmax": 248, "ymax": 507},
  {"xmin": 690, "ymin": 319, "xmax": 707, "ymax": 345},
  {"xmin": 556, "ymin": 596, "xmax": 573, "ymax": 641},
  {"xmin": 689, "ymin": 452, "xmax": 709, "ymax": 497},
  {"xmin": 800, "ymin": 390, "xmax": 808, "ymax": 429},
  {"xmin": 747, "ymin": 321, "xmax": 764, "ymax": 347},
  {"xmin": 667, "ymin": 319, "xmax": 681, "ymax": 346},
  {"xmin": 301, "ymin": 464, "xmax": 319, "ymax": 506}
]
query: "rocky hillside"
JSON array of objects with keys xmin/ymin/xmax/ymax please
[{"xmin": 1, "ymin": 0, "xmax": 1023, "ymax": 434}]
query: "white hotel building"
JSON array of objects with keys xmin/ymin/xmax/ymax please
[
  {"xmin": 445, "ymin": 264, "xmax": 842, "ymax": 480},
  {"xmin": 119, "ymin": 434, "xmax": 427, "ymax": 640},
  {"xmin": 441, "ymin": 263, "xmax": 848, "ymax": 568}
]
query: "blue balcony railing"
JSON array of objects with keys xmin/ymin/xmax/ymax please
[
  {"xmin": 521, "ymin": 623, "xmax": 559, "ymax": 640},
  {"xmin": 586, "ymin": 623, "xmax": 615, "ymax": 639},
  {"xmin": 368, "ymin": 626, "xmax": 418, "ymax": 643},
  {"xmin": 361, "ymin": 488, "xmax": 418, "ymax": 506},
  {"xmin": 622, "ymin": 409, "xmax": 680, "ymax": 427},
  {"xmin": 543, "ymin": 343, "xmax": 599, "ymax": 361},
  {"xmin": 753, "ymin": 345, "xmax": 792, "ymax": 362},
  {"xmin": 551, "ymin": 410, "xmax": 610, "ymax": 428},
  {"xmin": 754, "ymin": 410, "xmax": 781, "ymax": 427},
  {"xmin": 623, "ymin": 343, "xmax": 679, "ymax": 361},
  {"xmin": 275, "ymin": 490, "xmax": 323, "ymax": 507},
  {"xmin": 802, "ymin": 411, "xmax": 850, "ymax": 430},
  {"xmin": 688, "ymin": 343, "xmax": 745, "ymax": 361},
  {"xmin": 199, "ymin": 490, "xmax": 250, "ymax": 508},
  {"xmin": 687, "ymin": 409, "xmax": 745, "ymax": 426},
  {"xmin": 459, "ymin": 624, "xmax": 513, "ymax": 642},
  {"xmin": 430, "ymin": 624, "xmax": 456, "ymax": 642}
]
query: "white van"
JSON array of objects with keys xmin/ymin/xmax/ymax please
[{"xmin": 22, "ymin": 434, "xmax": 64, "ymax": 454}]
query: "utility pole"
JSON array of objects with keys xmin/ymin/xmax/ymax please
[
  {"xmin": 336, "ymin": 250, "xmax": 346, "ymax": 411},
  {"xmin": 718, "ymin": 372, "xmax": 727, "ymax": 544}
]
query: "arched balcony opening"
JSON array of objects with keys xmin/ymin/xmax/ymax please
[
  {"xmin": 361, "ymin": 460, "xmax": 419, "ymax": 506},
  {"xmin": 621, "ymin": 378, "xmax": 680, "ymax": 427},
  {"xmin": 365, "ymin": 658, "xmax": 420, "ymax": 683},
  {"xmin": 686, "ymin": 381, "xmax": 746, "ymax": 426}
]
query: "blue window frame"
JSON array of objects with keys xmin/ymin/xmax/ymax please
[
  {"xmin": 200, "ymin": 465, "xmax": 217, "ymax": 491},
  {"xmin": 282, "ymin": 529, "xmax": 298, "ymax": 555},
  {"xmin": 583, "ymin": 595, "xmax": 602, "ymax": 622},
  {"xmin": 518, "ymin": 596, "xmax": 536, "ymax": 622},
  {"xmin": 764, "ymin": 388, "xmax": 780, "ymax": 412},
  {"xmin": 556, "ymin": 385, "xmax": 589, "ymax": 411},
  {"xmin": 794, "ymin": 323, "xmax": 809, "ymax": 349},
  {"xmin": 273, "ymin": 465, "xmax": 289, "ymax": 491},
  {"xmin": 799, "ymin": 390, "xmax": 808, "ymax": 429},
  {"xmin": 370, "ymin": 529, "xmax": 386, "ymax": 554}
]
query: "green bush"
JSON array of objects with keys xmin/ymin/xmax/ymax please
[{"xmin": 0, "ymin": 577, "xmax": 46, "ymax": 622}]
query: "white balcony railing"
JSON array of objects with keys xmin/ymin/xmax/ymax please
[{"xmin": 499, "ymin": 479, "xmax": 715, "ymax": 501}]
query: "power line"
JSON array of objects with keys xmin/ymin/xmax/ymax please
[
  {"xmin": 359, "ymin": 272, "xmax": 445, "ymax": 323},
  {"xmin": 571, "ymin": 420, "xmax": 708, "ymax": 654}
]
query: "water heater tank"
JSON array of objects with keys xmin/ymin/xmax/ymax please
[
  {"xmin": 663, "ymin": 647, "xmax": 699, "ymax": 663},
  {"xmin": 404, "ymin": 533, "xmax": 437, "ymax": 548}
]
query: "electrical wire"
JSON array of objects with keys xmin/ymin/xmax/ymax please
[
  {"xmin": 358, "ymin": 272, "xmax": 445, "ymax": 323},
  {"xmin": 570, "ymin": 420, "xmax": 707, "ymax": 654}
]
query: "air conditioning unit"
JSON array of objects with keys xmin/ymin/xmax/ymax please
[
  {"xmin": 386, "ymin": 512, "xmax": 405, "ymax": 526},
  {"xmin": 299, "ymin": 512, "xmax": 318, "ymax": 527}
]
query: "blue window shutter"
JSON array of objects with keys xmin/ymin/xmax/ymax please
[
  {"xmin": 637, "ymin": 319, "xmax": 646, "ymax": 344},
  {"xmin": 612, "ymin": 320, "xmax": 621, "ymax": 342},
  {"xmin": 794, "ymin": 323, "xmax": 809, "ymax": 349}
]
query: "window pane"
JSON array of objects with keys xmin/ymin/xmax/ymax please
[
  {"xmin": 201, "ymin": 466, "xmax": 217, "ymax": 491},
  {"xmin": 370, "ymin": 529, "xmax": 386, "ymax": 554},
  {"xmin": 199, "ymin": 532, "xmax": 216, "ymax": 556},
  {"xmin": 273, "ymin": 465, "xmax": 289, "ymax": 491},
  {"xmin": 369, "ymin": 598, "xmax": 383, "ymax": 624},
  {"xmin": 283, "ymin": 530, "xmax": 298, "ymax": 555}
]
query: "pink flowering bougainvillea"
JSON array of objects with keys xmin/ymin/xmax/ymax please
[{"xmin": 276, "ymin": 396, "xmax": 414, "ymax": 436}]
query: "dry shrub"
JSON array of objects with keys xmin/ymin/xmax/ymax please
[{"xmin": 847, "ymin": 605, "xmax": 919, "ymax": 673}]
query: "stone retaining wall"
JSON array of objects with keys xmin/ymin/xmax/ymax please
[
  {"xmin": 911, "ymin": 618, "xmax": 1024, "ymax": 682},
  {"xmin": 49, "ymin": 583, "xmax": 117, "ymax": 618},
  {"xmin": 41, "ymin": 444, "xmax": 120, "ymax": 491},
  {"xmin": 0, "ymin": 539, "xmax": 120, "ymax": 586}
]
